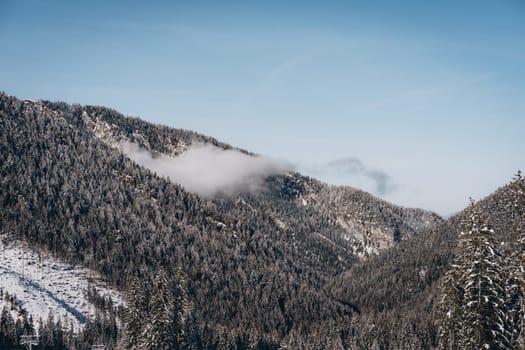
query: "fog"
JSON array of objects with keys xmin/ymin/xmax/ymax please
[{"xmin": 119, "ymin": 142, "xmax": 293, "ymax": 196}]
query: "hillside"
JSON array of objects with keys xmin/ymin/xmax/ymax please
[
  {"xmin": 44, "ymin": 99, "xmax": 442, "ymax": 255},
  {"xmin": 1, "ymin": 93, "xmax": 441, "ymax": 348},
  {"xmin": 330, "ymin": 180, "xmax": 521, "ymax": 348}
]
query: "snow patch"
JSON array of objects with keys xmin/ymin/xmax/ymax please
[{"xmin": 0, "ymin": 240, "xmax": 123, "ymax": 331}]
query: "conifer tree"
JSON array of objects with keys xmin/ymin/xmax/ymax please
[
  {"xmin": 437, "ymin": 266, "xmax": 463, "ymax": 349},
  {"xmin": 511, "ymin": 171, "xmax": 525, "ymax": 349},
  {"xmin": 122, "ymin": 277, "xmax": 150, "ymax": 349},
  {"xmin": 141, "ymin": 269, "xmax": 176, "ymax": 349},
  {"xmin": 459, "ymin": 207, "xmax": 509, "ymax": 349},
  {"xmin": 505, "ymin": 261, "xmax": 521, "ymax": 349},
  {"xmin": 438, "ymin": 205, "xmax": 510, "ymax": 350},
  {"xmin": 172, "ymin": 265, "xmax": 191, "ymax": 348},
  {"xmin": 121, "ymin": 267, "xmax": 195, "ymax": 349}
]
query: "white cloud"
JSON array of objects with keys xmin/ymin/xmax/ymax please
[{"xmin": 119, "ymin": 142, "xmax": 293, "ymax": 196}]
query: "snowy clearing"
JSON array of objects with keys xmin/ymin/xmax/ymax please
[{"xmin": 0, "ymin": 239, "xmax": 123, "ymax": 331}]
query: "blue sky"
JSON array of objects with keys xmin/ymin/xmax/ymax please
[{"xmin": 1, "ymin": 0, "xmax": 524, "ymax": 215}]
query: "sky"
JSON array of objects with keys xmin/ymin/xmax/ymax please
[{"xmin": 1, "ymin": 0, "xmax": 524, "ymax": 216}]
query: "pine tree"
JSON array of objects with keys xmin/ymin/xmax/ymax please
[
  {"xmin": 122, "ymin": 276, "xmax": 150, "ymax": 349},
  {"xmin": 121, "ymin": 267, "xmax": 195, "ymax": 349},
  {"xmin": 172, "ymin": 265, "xmax": 191, "ymax": 349},
  {"xmin": 437, "ymin": 265, "xmax": 463, "ymax": 349},
  {"xmin": 510, "ymin": 171, "xmax": 525, "ymax": 349},
  {"xmin": 459, "ymin": 207, "xmax": 510, "ymax": 350},
  {"xmin": 0, "ymin": 307, "xmax": 16, "ymax": 349},
  {"xmin": 505, "ymin": 260, "xmax": 521, "ymax": 349},
  {"xmin": 141, "ymin": 269, "xmax": 178, "ymax": 350},
  {"xmin": 437, "ymin": 204, "xmax": 511, "ymax": 350},
  {"xmin": 181, "ymin": 310, "xmax": 203, "ymax": 350}
]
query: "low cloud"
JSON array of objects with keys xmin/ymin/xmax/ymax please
[
  {"xmin": 308, "ymin": 157, "xmax": 397, "ymax": 195},
  {"xmin": 119, "ymin": 142, "xmax": 293, "ymax": 196}
]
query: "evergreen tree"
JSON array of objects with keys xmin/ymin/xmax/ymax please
[
  {"xmin": 181, "ymin": 310, "xmax": 203, "ymax": 350},
  {"xmin": 172, "ymin": 265, "xmax": 191, "ymax": 348},
  {"xmin": 437, "ymin": 204, "xmax": 511, "ymax": 350},
  {"xmin": 141, "ymin": 269, "xmax": 176, "ymax": 349},
  {"xmin": 437, "ymin": 266, "xmax": 463, "ymax": 349},
  {"xmin": 505, "ymin": 260, "xmax": 521, "ymax": 349},
  {"xmin": 511, "ymin": 171, "xmax": 525, "ymax": 349},
  {"xmin": 121, "ymin": 268, "xmax": 196, "ymax": 349},
  {"xmin": 122, "ymin": 276, "xmax": 150, "ymax": 349},
  {"xmin": 0, "ymin": 307, "xmax": 16, "ymax": 349},
  {"xmin": 459, "ymin": 207, "xmax": 509, "ymax": 350}
]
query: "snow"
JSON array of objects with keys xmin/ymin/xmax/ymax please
[
  {"xmin": 273, "ymin": 218, "xmax": 286, "ymax": 230},
  {"xmin": 0, "ymin": 240, "xmax": 123, "ymax": 331},
  {"xmin": 82, "ymin": 111, "xmax": 189, "ymax": 157}
]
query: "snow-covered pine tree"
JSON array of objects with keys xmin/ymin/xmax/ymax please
[
  {"xmin": 122, "ymin": 276, "xmax": 150, "ymax": 349},
  {"xmin": 141, "ymin": 269, "xmax": 176, "ymax": 349},
  {"xmin": 121, "ymin": 267, "xmax": 194, "ymax": 349},
  {"xmin": 172, "ymin": 265, "xmax": 191, "ymax": 349},
  {"xmin": 437, "ymin": 264, "xmax": 463, "ymax": 349},
  {"xmin": 510, "ymin": 171, "xmax": 525, "ymax": 349},
  {"xmin": 505, "ymin": 259, "xmax": 521, "ymax": 349},
  {"xmin": 459, "ymin": 206, "xmax": 510, "ymax": 350}
]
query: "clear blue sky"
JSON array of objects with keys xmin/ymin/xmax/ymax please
[{"xmin": 1, "ymin": 0, "xmax": 524, "ymax": 215}]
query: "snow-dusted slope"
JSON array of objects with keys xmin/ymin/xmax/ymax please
[
  {"xmin": 294, "ymin": 179, "xmax": 442, "ymax": 257},
  {"xmin": 0, "ymin": 239, "xmax": 123, "ymax": 331}
]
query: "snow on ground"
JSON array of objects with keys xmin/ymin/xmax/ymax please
[{"xmin": 0, "ymin": 239, "xmax": 123, "ymax": 331}]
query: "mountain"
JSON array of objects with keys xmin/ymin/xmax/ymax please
[
  {"xmin": 330, "ymin": 180, "xmax": 522, "ymax": 348},
  {"xmin": 51, "ymin": 99, "xmax": 442, "ymax": 256},
  {"xmin": 0, "ymin": 92, "xmax": 442, "ymax": 348}
]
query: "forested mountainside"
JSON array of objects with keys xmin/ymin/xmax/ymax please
[
  {"xmin": 43, "ymin": 99, "xmax": 442, "ymax": 256},
  {"xmin": 331, "ymin": 178, "xmax": 525, "ymax": 349},
  {"xmin": 0, "ymin": 93, "xmax": 443, "ymax": 348},
  {"xmin": 6, "ymin": 94, "xmax": 519, "ymax": 349}
]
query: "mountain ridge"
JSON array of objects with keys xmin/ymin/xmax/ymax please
[
  {"xmin": 1, "ymin": 92, "xmax": 445, "ymax": 347},
  {"xmin": 329, "ymin": 177, "xmax": 522, "ymax": 348},
  {"xmin": 38, "ymin": 96, "xmax": 442, "ymax": 252}
]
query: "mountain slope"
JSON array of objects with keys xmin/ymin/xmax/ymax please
[
  {"xmin": 43, "ymin": 99, "xmax": 441, "ymax": 255},
  {"xmin": 1, "ymin": 93, "xmax": 441, "ymax": 347},
  {"xmin": 330, "ymin": 180, "xmax": 520, "ymax": 348},
  {"xmin": 295, "ymin": 180, "xmax": 440, "ymax": 255}
]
